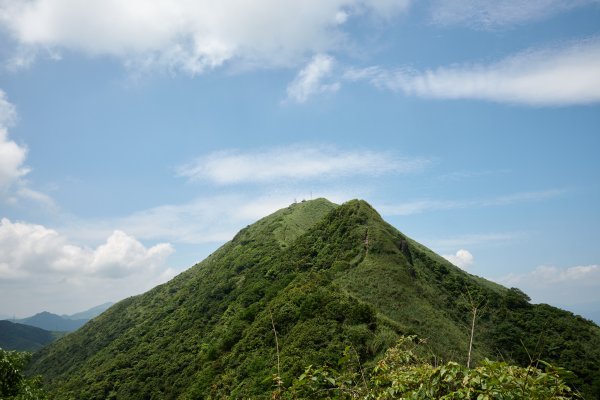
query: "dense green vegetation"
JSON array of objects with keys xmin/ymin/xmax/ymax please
[
  {"xmin": 1, "ymin": 348, "xmax": 47, "ymax": 399},
  {"xmin": 27, "ymin": 199, "xmax": 600, "ymax": 398},
  {"xmin": 0, "ymin": 321, "xmax": 55, "ymax": 352},
  {"xmin": 279, "ymin": 336, "xmax": 580, "ymax": 399}
]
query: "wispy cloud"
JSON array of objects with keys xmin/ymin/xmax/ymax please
[
  {"xmin": 345, "ymin": 38, "xmax": 600, "ymax": 106},
  {"xmin": 177, "ymin": 145, "xmax": 429, "ymax": 185},
  {"xmin": 494, "ymin": 264, "xmax": 600, "ymax": 305},
  {"xmin": 442, "ymin": 249, "xmax": 474, "ymax": 269},
  {"xmin": 0, "ymin": 0, "xmax": 409, "ymax": 73},
  {"xmin": 0, "ymin": 89, "xmax": 29, "ymax": 193},
  {"xmin": 286, "ymin": 54, "xmax": 340, "ymax": 103},
  {"xmin": 65, "ymin": 189, "xmax": 354, "ymax": 245},
  {"xmin": 430, "ymin": 0, "xmax": 599, "ymax": 29},
  {"xmin": 436, "ymin": 169, "xmax": 510, "ymax": 182},
  {"xmin": 379, "ymin": 189, "xmax": 564, "ymax": 216},
  {"xmin": 0, "ymin": 89, "xmax": 17, "ymax": 126},
  {"xmin": 430, "ymin": 232, "xmax": 523, "ymax": 249},
  {"xmin": 501, "ymin": 265, "xmax": 600, "ymax": 286}
]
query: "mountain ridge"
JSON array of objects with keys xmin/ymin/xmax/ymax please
[
  {"xmin": 28, "ymin": 199, "xmax": 600, "ymax": 398},
  {"xmin": 10, "ymin": 311, "xmax": 87, "ymax": 333},
  {"xmin": 5, "ymin": 302, "xmax": 116, "ymax": 333},
  {"xmin": 0, "ymin": 320, "xmax": 55, "ymax": 351}
]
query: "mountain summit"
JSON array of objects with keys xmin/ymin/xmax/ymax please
[{"xmin": 29, "ymin": 199, "xmax": 600, "ymax": 398}]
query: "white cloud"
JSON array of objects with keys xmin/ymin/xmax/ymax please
[
  {"xmin": 0, "ymin": 218, "xmax": 174, "ymax": 279},
  {"xmin": 0, "ymin": 0, "xmax": 410, "ymax": 73},
  {"xmin": 286, "ymin": 54, "xmax": 340, "ymax": 103},
  {"xmin": 346, "ymin": 38, "xmax": 600, "ymax": 106},
  {"xmin": 379, "ymin": 189, "xmax": 564, "ymax": 216},
  {"xmin": 177, "ymin": 145, "xmax": 429, "ymax": 185},
  {"xmin": 0, "ymin": 90, "xmax": 29, "ymax": 192},
  {"xmin": 442, "ymin": 249, "xmax": 474, "ymax": 269},
  {"xmin": 0, "ymin": 90, "xmax": 17, "ymax": 126},
  {"xmin": 65, "ymin": 188, "xmax": 356, "ymax": 245},
  {"xmin": 0, "ymin": 128, "xmax": 29, "ymax": 191},
  {"xmin": 431, "ymin": 232, "xmax": 522, "ymax": 249},
  {"xmin": 0, "ymin": 89, "xmax": 57, "ymax": 208},
  {"xmin": 430, "ymin": 0, "xmax": 599, "ymax": 29},
  {"xmin": 500, "ymin": 265, "xmax": 600, "ymax": 286},
  {"xmin": 436, "ymin": 169, "xmax": 510, "ymax": 182},
  {"xmin": 494, "ymin": 264, "xmax": 600, "ymax": 305},
  {"xmin": 0, "ymin": 218, "xmax": 177, "ymax": 317}
]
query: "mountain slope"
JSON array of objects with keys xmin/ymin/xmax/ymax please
[
  {"xmin": 29, "ymin": 199, "xmax": 600, "ymax": 399},
  {"xmin": 0, "ymin": 320, "xmax": 55, "ymax": 351}
]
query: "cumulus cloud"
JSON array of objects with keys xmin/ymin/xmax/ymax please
[
  {"xmin": 0, "ymin": 90, "xmax": 29, "ymax": 193},
  {"xmin": 379, "ymin": 189, "xmax": 564, "ymax": 215},
  {"xmin": 0, "ymin": 89, "xmax": 56, "ymax": 208},
  {"xmin": 286, "ymin": 54, "xmax": 340, "ymax": 103},
  {"xmin": 443, "ymin": 249, "xmax": 474, "ymax": 269},
  {"xmin": 0, "ymin": 0, "xmax": 410, "ymax": 73},
  {"xmin": 430, "ymin": 0, "xmax": 599, "ymax": 29},
  {"xmin": 177, "ymin": 145, "xmax": 429, "ymax": 185},
  {"xmin": 494, "ymin": 265, "xmax": 600, "ymax": 305},
  {"xmin": 0, "ymin": 218, "xmax": 177, "ymax": 317},
  {"xmin": 345, "ymin": 38, "xmax": 600, "ymax": 106},
  {"xmin": 0, "ymin": 128, "xmax": 29, "ymax": 191},
  {"xmin": 0, "ymin": 218, "xmax": 174, "ymax": 279}
]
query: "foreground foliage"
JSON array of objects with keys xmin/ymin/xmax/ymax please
[
  {"xmin": 0, "ymin": 348, "xmax": 46, "ymax": 399},
  {"xmin": 280, "ymin": 336, "xmax": 580, "ymax": 399}
]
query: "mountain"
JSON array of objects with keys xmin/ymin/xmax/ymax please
[
  {"xmin": 13, "ymin": 311, "xmax": 87, "ymax": 332},
  {"xmin": 0, "ymin": 303, "xmax": 113, "ymax": 351},
  {"xmin": 0, "ymin": 320, "xmax": 55, "ymax": 351},
  {"xmin": 28, "ymin": 199, "xmax": 600, "ymax": 399},
  {"xmin": 9, "ymin": 303, "xmax": 112, "ymax": 333},
  {"xmin": 62, "ymin": 302, "xmax": 114, "ymax": 321}
]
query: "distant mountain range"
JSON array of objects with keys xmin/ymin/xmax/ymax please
[
  {"xmin": 4, "ymin": 302, "xmax": 114, "ymax": 333},
  {"xmin": 13, "ymin": 311, "xmax": 88, "ymax": 332},
  {"xmin": 0, "ymin": 302, "xmax": 114, "ymax": 351},
  {"xmin": 62, "ymin": 302, "xmax": 114, "ymax": 321}
]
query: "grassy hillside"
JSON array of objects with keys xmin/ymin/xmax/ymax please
[{"xmin": 28, "ymin": 199, "xmax": 600, "ymax": 399}]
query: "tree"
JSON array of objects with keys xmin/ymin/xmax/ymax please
[
  {"xmin": 280, "ymin": 336, "xmax": 581, "ymax": 399},
  {"xmin": 0, "ymin": 348, "xmax": 47, "ymax": 400}
]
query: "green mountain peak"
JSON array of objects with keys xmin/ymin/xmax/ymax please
[{"xmin": 28, "ymin": 199, "xmax": 600, "ymax": 399}]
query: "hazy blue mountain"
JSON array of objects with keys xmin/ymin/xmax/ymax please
[
  {"xmin": 7, "ymin": 302, "xmax": 115, "ymax": 333},
  {"xmin": 62, "ymin": 302, "xmax": 114, "ymax": 320},
  {"xmin": 13, "ymin": 311, "xmax": 87, "ymax": 332}
]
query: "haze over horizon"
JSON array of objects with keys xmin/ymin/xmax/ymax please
[{"xmin": 0, "ymin": 0, "xmax": 599, "ymax": 320}]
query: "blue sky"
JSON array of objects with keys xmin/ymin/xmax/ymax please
[{"xmin": 0, "ymin": 0, "xmax": 599, "ymax": 321}]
